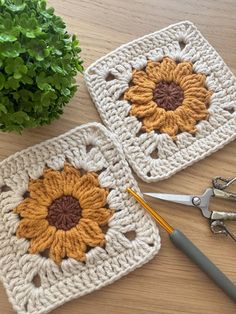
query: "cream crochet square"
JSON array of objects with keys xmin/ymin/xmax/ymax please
[
  {"xmin": 0, "ymin": 123, "xmax": 160, "ymax": 314},
  {"xmin": 85, "ymin": 21, "xmax": 236, "ymax": 182}
]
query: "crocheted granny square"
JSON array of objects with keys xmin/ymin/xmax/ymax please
[
  {"xmin": 0, "ymin": 123, "xmax": 160, "ymax": 314},
  {"xmin": 85, "ymin": 21, "xmax": 236, "ymax": 182}
]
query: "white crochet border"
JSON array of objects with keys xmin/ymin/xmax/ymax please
[
  {"xmin": 0, "ymin": 122, "xmax": 160, "ymax": 314},
  {"xmin": 85, "ymin": 21, "xmax": 236, "ymax": 182}
]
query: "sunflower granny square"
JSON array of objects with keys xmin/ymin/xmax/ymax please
[
  {"xmin": 0, "ymin": 123, "xmax": 160, "ymax": 314},
  {"xmin": 85, "ymin": 21, "xmax": 236, "ymax": 182}
]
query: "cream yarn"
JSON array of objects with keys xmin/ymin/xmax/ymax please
[{"xmin": 0, "ymin": 123, "xmax": 160, "ymax": 314}]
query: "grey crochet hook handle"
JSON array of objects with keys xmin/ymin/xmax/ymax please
[{"xmin": 170, "ymin": 229, "xmax": 236, "ymax": 303}]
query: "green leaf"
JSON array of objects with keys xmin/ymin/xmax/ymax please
[
  {"xmin": 0, "ymin": 42, "xmax": 25, "ymax": 58},
  {"xmin": 61, "ymin": 87, "xmax": 70, "ymax": 96},
  {"xmin": 39, "ymin": 2, "xmax": 54, "ymax": 19},
  {"xmin": 47, "ymin": 7, "xmax": 54, "ymax": 15},
  {"xmin": 0, "ymin": 103, "xmax": 7, "ymax": 114},
  {"xmin": 18, "ymin": 89, "xmax": 33, "ymax": 100},
  {"xmin": 76, "ymin": 63, "xmax": 83, "ymax": 72},
  {"xmin": 5, "ymin": 77, "xmax": 20, "ymax": 89},
  {"xmin": 4, "ymin": 18, "xmax": 13, "ymax": 29},
  {"xmin": 0, "ymin": 73, "xmax": 5, "ymax": 90},
  {"xmin": 37, "ymin": 0, "xmax": 46, "ymax": 11},
  {"xmin": 19, "ymin": 14, "xmax": 43, "ymax": 38},
  {"xmin": 21, "ymin": 75, "xmax": 33, "ymax": 85},
  {"xmin": 5, "ymin": 57, "xmax": 27, "ymax": 79},
  {"xmin": 13, "ymin": 92, "xmax": 20, "ymax": 101},
  {"xmin": 36, "ymin": 72, "xmax": 52, "ymax": 91},
  {"xmin": 10, "ymin": 111, "xmax": 29, "ymax": 124},
  {"xmin": 52, "ymin": 16, "xmax": 65, "ymax": 33},
  {"xmin": 26, "ymin": 63, "xmax": 36, "ymax": 77},
  {"xmin": 27, "ymin": 39, "xmax": 47, "ymax": 61},
  {"xmin": 51, "ymin": 63, "xmax": 66, "ymax": 74},
  {"xmin": 41, "ymin": 90, "xmax": 57, "ymax": 106},
  {"xmin": 0, "ymin": 14, "xmax": 20, "ymax": 43},
  {"xmin": 0, "ymin": 33, "xmax": 17, "ymax": 42},
  {"xmin": 5, "ymin": 0, "xmax": 26, "ymax": 12}
]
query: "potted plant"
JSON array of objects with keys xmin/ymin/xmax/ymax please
[{"xmin": 0, "ymin": 0, "xmax": 83, "ymax": 132}]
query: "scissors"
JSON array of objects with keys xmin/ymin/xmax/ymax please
[{"xmin": 144, "ymin": 176, "xmax": 236, "ymax": 242}]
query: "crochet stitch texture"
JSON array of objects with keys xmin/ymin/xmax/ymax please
[
  {"xmin": 0, "ymin": 123, "xmax": 160, "ymax": 314},
  {"xmin": 124, "ymin": 57, "xmax": 212, "ymax": 137},
  {"xmin": 15, "ymin": 163, "xmax": 113, "ymax": 265},
  {"xmin": 85, "ymin": 21, "xmax": 236, "ymax": 182}
]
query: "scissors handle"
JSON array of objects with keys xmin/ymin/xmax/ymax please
[
  {"xmin": 213, "ymin": 176, "xmax": 236, "ymax": 190},
  {"xmin": 211, "ymin": 211, "xmax": 236, "ymax": 221},
  {"xmin": 211, "ymin": 220, "xmax": 236, "ymax": 241},
  {"xmin": 213, "ymin": 188, "xmax": 236, "ymax": 201}
]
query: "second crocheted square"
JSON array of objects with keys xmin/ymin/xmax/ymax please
[{"xmin": 85, "ymin": 21, "xmax": 236, "ymax": 182}]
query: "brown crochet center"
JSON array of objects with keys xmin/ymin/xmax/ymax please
[
  {"xmin": 153, "ymin": 81, "xmax": 184, "ymax": 111},
  {"xmin": 47, "ymin": 195, "xmax": 82, "ymax": 231}
]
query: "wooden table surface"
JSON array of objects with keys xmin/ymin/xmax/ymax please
[{"xmin": 0, "ymin": 0, "xmax": 236, "ymax": 313}]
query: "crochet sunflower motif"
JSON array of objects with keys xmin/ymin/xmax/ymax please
[
  {"xmin": 124, "ymin": 57, "xmax": 212, "ymax": 137},
  {"xmin": 85, "ymin": 21, "xmax": 236, "ymax": 182},
  {"xmin": 0, "ymin": 123, "xmax": 161, "ymax": 314},
  {"xmin": 14, "ymin": 162, "xmax": 113, "ymax": 265}
]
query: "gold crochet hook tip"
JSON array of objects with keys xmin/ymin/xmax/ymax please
[{"xmin": 127, "ymin": 188, "xmax": 174, "ymax": 234}]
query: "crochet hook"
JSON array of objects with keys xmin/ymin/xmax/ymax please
[{"xmin": 127, "ymin": 188, "xmax": 236, "ymax": 303}]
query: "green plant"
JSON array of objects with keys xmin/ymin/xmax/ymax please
[{"xmin": 0, "ymin": 0, "xmax": 83, "ymax": 132}]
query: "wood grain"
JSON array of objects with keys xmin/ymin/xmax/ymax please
[{"xmin": 0, "ymin": 0, "xmax": 236, "ymax": 313}]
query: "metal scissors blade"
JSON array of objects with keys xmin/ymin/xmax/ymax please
[
  {"xmin": 144, "ymin": 192, "xmax": 194, "ymax": 207},
  {"xmin": 144, "ymin": 188, "xmax": 213, "ymax": 219}
]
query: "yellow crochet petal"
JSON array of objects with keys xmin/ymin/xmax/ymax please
[
  {"xmin": 63, "ymin": 162, "xmax": 81, "ymax": 178},
  {"xmin": 29, "ymin": 226, "xmax": 56, "ymax": 254},
  {"xmin": 42, "ymin": 164, "xmax": 81, "ymax": 197},
  {"xmin": 131, "ymin": 69, "xmax": 156, "ymax": 89},
  {"xmin": 28, "ymin": 179, "xmax": 52, "ymax": 207},
  {"xmin": 183, "ymin": 98, "xmax": 209, "ymax": 120},
  {"xmin": 49, "ymin": 230, "xmax": 66, "ymax": 264},
  {"xmin": 145, "ymin": 60, "xmax": 162, "ymax": 82},
  {"xmin": 78, "ymin": 218, "xmax": 105, "ymax": 247},
  {"xmin": 130, "ymin": 101, "xmax": 157, "ymax": 118},
  {"xmin": 42, "ymin": 169, "xmax": 64, "ymax": 199},
  {"xmin": 78, "ymin": 187, "xmax": 108, "ymax": 210},
  {"xmin": 142, "ymin": 107, "xmax": 166, "ymax": 132},
  {"xmin": 71, "ymin": 172, "xmax": 100, "ymax": 200},
  {"xmin": 16, "ymin": 218, "xmax": 49, "ymax": 239},
  {"xmin": 65, "ymin": 227, "xmax": 86, "ymax": 261},
  {"xmin": 82, "ymin": 207, "xmax": 113, "ymax": 226},
  {"xmin": 184, "ymin": 87, "xmax": 211, "ymax": 103},
  {"xmin": 43, "ymin": 168, "xmax": 62, "ymax": 180},
  {"xmin": 14, "ymin": 198, "xmax": 48, "ymax": 219},
  {"xmin": 172, "ymin": 61, "xmax": 193, "ymax": 83},
  {"xmin": 62, "ymin": 163, "xmax": 82, "ymax": 195},
  {"xmin": 124, "ymin": 85, "xmax": 153, "ymax": 104},
  {"xmin": 159, "ymin": 111, "xmax": 179, "ymax": 137},
  {"xmin": 158, "ymin": 57, "xmax": 177, "ymax": 81},
  {"xmin": 180, "ymin": 73, "xmax": 206, "ymax": 90},
  {"xmin": 175, "ymin": 107, "xmax": 197, "ymax": 133}
]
